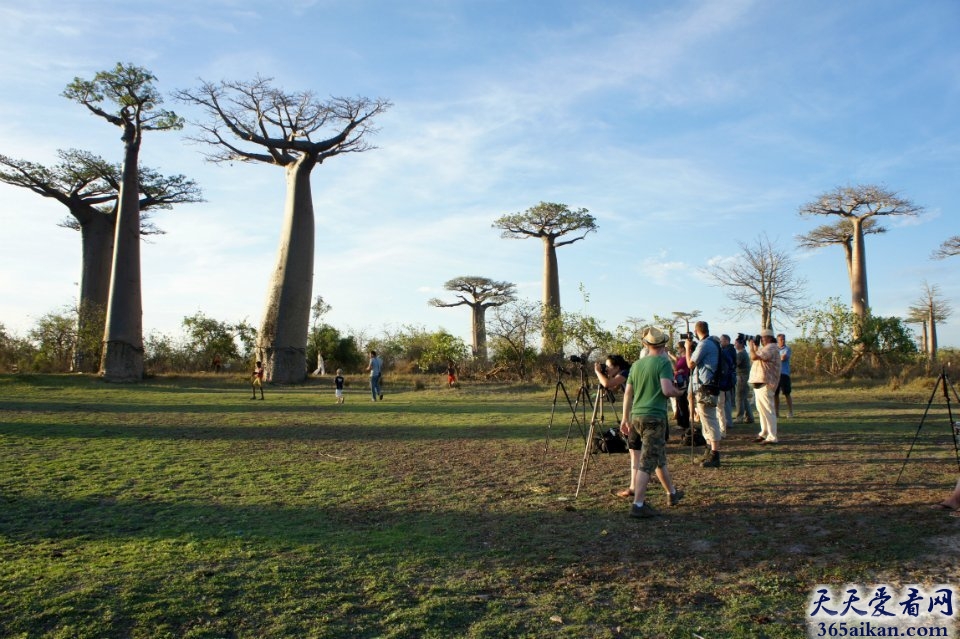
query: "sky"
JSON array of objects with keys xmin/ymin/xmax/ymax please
[{"xmin": 1, "ymin": 0, "xmax": 958, "ymax": 352}]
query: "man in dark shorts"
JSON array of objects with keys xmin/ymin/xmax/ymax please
[
  {"xmin": 776, "ymin": 333, "xmax": 794, "ymax": 419},
  {"xmin": 620, "ymin": 326, "xmax": 687, "ymax": 519}
]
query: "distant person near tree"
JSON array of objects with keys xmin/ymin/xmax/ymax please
[
  {"xmin": 776, "ymin": 333, "xmax": 794, "ymax": 418},
  {"xmin": 334, "ymin": 368, "xmax": 345, "ymax": 404},
  {"xmin": 367, "ymin": 350, "xmax": 383, "ymax": 401},
  {"xmin": 313, "ymin": 352, "xmax": 326, "ymax": 376},
  {"xmin": 447, "ymin": 360, "xmax": 459, "ymax": 388},
  {"xmin": 250, "ymin": 360, "xmax": 265, "ymax": 400}
]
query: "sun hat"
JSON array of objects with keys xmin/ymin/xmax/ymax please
[{"xmin": 642, "ymin": 326, "xmax": 669, "ymax": 347}]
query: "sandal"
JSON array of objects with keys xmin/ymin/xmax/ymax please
[
  {"xmin": 932, "ymin": 503, "xmax": 958, "ymax": 511},
  {"xmin": 612, "ymin": 488, "xmax": 634, "ymax": 498}
]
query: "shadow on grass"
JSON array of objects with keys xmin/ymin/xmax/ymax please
[
  {"xmin": 0, "ymin": 420, "xmax": 550, "ymax": 442},
  {"xmin": 0, "ymin": 489, "xmax": 953, "ymax": 570}
]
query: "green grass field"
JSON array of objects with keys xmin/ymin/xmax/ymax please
[{"xmin": 2, "ymin": 373, "xmax": 959, "ymax": 638}]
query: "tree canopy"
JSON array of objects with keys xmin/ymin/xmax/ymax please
[
  {"xmin": 492, "ymin": 202, "xmax": 596, "ymax": 354},
  {"xmin": 703, "ymin": 234, "xmax": 806, "ymax": 330},
  {"xmin": 932, "ymin": 236, "xmax": 960, "ymax": 260},
  {"xmin": 798, "ymin": 184, "xmax": 921, "ymax": 319}
]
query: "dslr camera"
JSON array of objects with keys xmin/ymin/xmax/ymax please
[
  {"xmin": 738, "ymin": 332, "xmax": 761, "ymax": 346},
  {"xmin": 677, "ymin": 331, "xmax": 693, "ymax": 341}
]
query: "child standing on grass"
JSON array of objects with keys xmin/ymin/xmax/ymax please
[
  {"xmin": 334, "ymin": 369, "xmax": 345, "ymax": 404},
  {"xmin": 250, "ymin": 361, "xmax": 265, "ymax": 400}
]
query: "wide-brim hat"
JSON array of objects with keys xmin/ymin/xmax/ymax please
[
  {"xmin": 760, "ymin": 328, "xmax": 775, "ymax": 338},
  {"xmin": 642, "ymin": 326, "xmax": 669, "ymax": 347}
]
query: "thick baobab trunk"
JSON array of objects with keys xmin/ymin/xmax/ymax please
[
  {"xmin": 541, "ymin": 237, "xmax": 561, "ymax": 353},
  {"xmin": 928, "ymin": 311, "xmax": 938, "ymax": 362},
  {"xmin": 100, "ymin": 137, "xmax": 144, "ymax": 382},
  {"xmin": 919, "ymin": 321, "xmax": 928, "ymax": 359},
  {"xmin": 74, "ymin": 210, "xmax": 113, "ymax": 372},
  {"xmin": 78, "ymin": 209, "xmax": 115, "ymax": 314},
  {"xmin": 849, "ymin": 218, "xmax": 869, "ymax": 319},
  {"xmin": 257, "ymin": 158, "xmax": 315, "ymax": 384},
  {"xmin": 471, "ymin": 305, "xmax": 488, "ymax": 361}
]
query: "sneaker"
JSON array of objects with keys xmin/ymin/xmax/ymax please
[
  {"xmin": 630, "ymin": 502, "xmax": 658, "ymax": 519},
  {"xmin": 667, "ymin": 489, "xmax": 685, "ymax": 507},
  {"xmin": 379, "ymin": 393, "xmax": 383, "ymax": 400}
]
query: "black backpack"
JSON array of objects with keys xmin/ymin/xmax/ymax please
[
  {"xmin": 593, "ymin": 428, "xmax": 628, "ymax": 454},
  {"xmin": 716, "ymin": 344, "xmax": 736, "ymax": 392}
]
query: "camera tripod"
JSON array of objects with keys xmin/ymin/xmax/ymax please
[
  {"xmin": 543, "ymin": 361, "xmax": 592, "ymax": 459},
  {"xmin": 895, "ymin": 367, "xmax": 960, "ymax": 485},
  {"xmin": 575, "ymin": 383, "xmax": 621, "ymax": 497}
]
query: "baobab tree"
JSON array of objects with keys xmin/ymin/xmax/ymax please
[
  {"xmin": 63, "ymin": 63, "xmax": 184, "ymax": 381},
  {"xmin": 908, "ymin": 282, "xmax": 952, "ymax": 362},
  {"xmin": 0, "ymin": 150, "xmax": 201, "ymax": 371},
  {"xmin": 492, "ymin": 202, "xmax": 596, "ymax": 353},
  {"xmin": 932, "ymin": 236, "xmax": 960, "ymax": 260},
  {"xmin": 798, "ymin": 185, "xmax": 922, "ymax": 319},
  {"xmin": 428, "ymin": 276, "xmax": 516, "ymax": 361},
  {"xmin": 703, "ymin": 234, "xmax": 806, "ymax": 330},
  {"xmin": 175, "ymin": 77, "xmax": 390, "ymax": 383}
]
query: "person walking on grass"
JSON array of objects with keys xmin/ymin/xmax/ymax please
[
  {"xmin": 334, "ymin": 368, "xmax": 345, "ymax": 404},
  {"xmin": 620, "ymin": 327, "xmax": 686, "ymax": 519},
  {"xmin": 366, "ymin": 350, "xmax": 383, "ymax": 401},
  {"xmin": 250, "ymin": 360, "xmax": 265, "ymax": 400}
]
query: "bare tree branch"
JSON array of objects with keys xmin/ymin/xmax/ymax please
[{"xmin": 703, "ymin": 234, "xmax": 806, "ymax": 329}]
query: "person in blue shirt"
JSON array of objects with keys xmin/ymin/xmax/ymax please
[
  {"xmin": 366, "ymin": 350, "xmax": 383, "ymax": 401},
  {"xmin": 776, "ymin": 333, "xmax": 794, "ymax": 419},
  {"xmin": 686, "ymin": 320, "xmax": 723, "ymax": 468}
]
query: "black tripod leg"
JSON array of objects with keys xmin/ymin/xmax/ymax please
[
  {"xmin": 544, "ymin": 381, "xmax": 565, "ymax": 459},
  {"xmin": 941, "ymin": 372, "xmax": 960, "ymax": 474},
  {"xmin": 895, "ymin": 373, "xmax": 943, "ymax": 485}
]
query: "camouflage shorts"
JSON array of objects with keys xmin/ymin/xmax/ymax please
[{"xmin": 631, "ymin": 416, "xmax": 667, "ymax": 474}]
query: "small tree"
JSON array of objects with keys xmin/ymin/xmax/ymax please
[
  {"xmin": 181, "ymin": 312, "xmax": 252, "ymax": 371},
  {"xmin": 175, "ymin": 77, "xmax": 390, "ymax": 384},
  {"xmin": 429, "ymin": 276, "xmax": 515, "ymax": 361},
  {"xmin": 932, "ymin": 236, "xmax": 960, "ymax": 260},
  {"xmin": 28, "ymin": 309, "xmax": 77, "ymax": 372},
  {"xmin": 417, "ymin": 331, "xmax": 469, "ymax": 373},
  {"xmin": 492, "ymin": 202, "xmax": 596, "ymax": 354},
  {"xmin": 488, "ymin": 299, "xmax": 541, "ymax": 380},
  {"xmin": 63, "ymin": 63, "xmax": 184, "ymax": 381},
  {"xmin": 798, "ymin": 298, "xmax": 915, "ymax": 376},
  {"xmin": 703, "ymin": 234, "xmax": 806, "ymax": 330}
]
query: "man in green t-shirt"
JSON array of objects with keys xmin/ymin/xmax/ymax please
[{"xmin": 621, "ymin": 326, "xmax": 687, "ymax": 519}]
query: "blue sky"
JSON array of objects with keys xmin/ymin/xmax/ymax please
[{"xmin": 1, "ymin": 0, "xmax": 958, "ymax": 351}]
